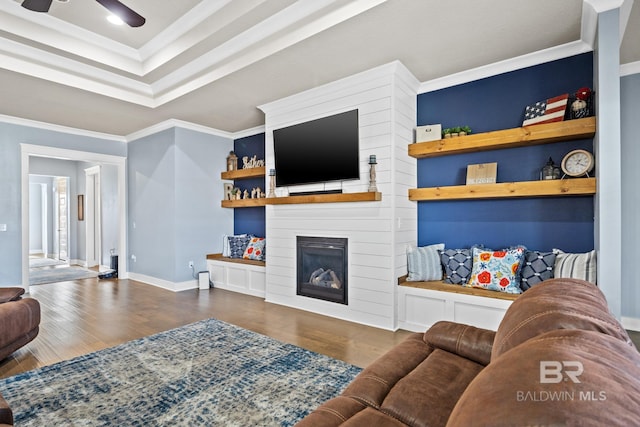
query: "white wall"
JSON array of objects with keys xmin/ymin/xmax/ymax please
[{"xmin": 259, "ymin": 61, "xmax": 419, "ymax": 330}]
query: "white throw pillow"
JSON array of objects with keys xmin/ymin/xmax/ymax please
[{"xmin": 552, "ymin": 249, "xmax": 596, "ymax": 284}]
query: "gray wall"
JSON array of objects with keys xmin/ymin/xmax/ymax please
[
  {"xmin": 175, "ymin": 128, "xmax": 233, "ymax": 276},
  {"xmin": 127, "ymin": 128, "xmax": 233, "ymax": 283},
  {"xmin": 621, "ymin": 72, "xmax": 640, "ymax": 319},
  {"xmin": 127, "ymin": 129, "xmax": 176, "ymax": 281},
  {"xmin": 0, "ymin": 121, "xmax": 126, "ymax": 287}
]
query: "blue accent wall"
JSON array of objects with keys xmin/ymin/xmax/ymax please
[
  {"xmin": 416, "ymin": 53, "xmax": 594, "ymax": 252},
  {"xmin": 233, "ymin": 133, "xmax": 266, "ymax": 237}
]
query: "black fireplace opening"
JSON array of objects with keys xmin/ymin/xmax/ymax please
[{"xmin": 297, "ymin": 236, "xmax": 348, "ymax": 305}]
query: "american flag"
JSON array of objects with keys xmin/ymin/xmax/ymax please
[{"xmin": 522, "ymin": 94, "xmax": 569, "ymax": 126}]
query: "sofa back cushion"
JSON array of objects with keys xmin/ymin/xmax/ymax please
[
  {"xmin": 492, "ymin": 278, "xmax": 630, "ymax": 361},
  {"xmin": 447, "ymin": 329, "xmax": 640, "ymax": 427}
]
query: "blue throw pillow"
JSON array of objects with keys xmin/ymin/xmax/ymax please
[
  {"xmin": 520, "ymin": 250, "xmax": 556, "ymax": 291},
  {"xmin": 439, "ymin": 248, "xmax": 473, "ymax": 285},
  {"xmin": 228, "ymin": 235, "xmax": 252, "ymax": 258}
]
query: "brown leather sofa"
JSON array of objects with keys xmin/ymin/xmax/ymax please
[
  {"xmin": 296, "ymin": 278, "xmax": 640, "ymax": 426},
  {"xmin": 0, "ymin": 287, "xmax": 41, "ymax": 427},
  {"xmin": 0, "ymin": 394, "xmax": 12, "ymax": 427},
  {"xmin": 0, "ymin": 287, "xmax": 40, "ymax": 362}
]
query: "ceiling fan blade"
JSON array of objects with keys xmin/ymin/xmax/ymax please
[
  {"xmin": 95, "ymin": 0, "xmax": 145, "ymax": 27},
  {"xmin": 21, "ymin": 0, "xmax": 53, "ymax": 12}
]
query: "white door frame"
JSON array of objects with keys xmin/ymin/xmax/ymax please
[
  {"xmin": 21, "ymin": 144, "xmax": 127, "ymax": 293},
  {"xmin": 85, "ymin": 166, "xmax": 101, "ymax": 268}
]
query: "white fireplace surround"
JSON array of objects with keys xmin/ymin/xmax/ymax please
[{"xmin": 258, "ymin": 61, "xmax": 419, "ymax": 330}]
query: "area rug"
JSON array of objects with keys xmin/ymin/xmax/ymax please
[
  {"xmin": 0, "ymin": 318, "xmax": 362, "ymax": 426},
  {"xmin": 29, "ymin": 266, "xmax": 99, "ymax": 285},
  {"xmin": 28, "ymin": 257, "xmax": 66, "ymax": 268}
]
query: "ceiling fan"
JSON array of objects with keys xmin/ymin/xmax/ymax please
[{"xmin": 21, "ymin": 0, "xmax": 146, "ymax": 27}]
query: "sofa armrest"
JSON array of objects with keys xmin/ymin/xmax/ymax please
[
  {"xmin": 0, "ymin": 393, "xmax": 13, "ymax": 426},
  {"xmin": 424, "ymin": 321, "xmax": 495, "ymax": 366},
  {"xmin": 0, "ymin": 297, "xmax": 41, "ymax": 351}
]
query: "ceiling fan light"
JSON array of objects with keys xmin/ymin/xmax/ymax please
[{"xmin": 107, "ymin": 14, "xmax": 124, "ymax": 25}]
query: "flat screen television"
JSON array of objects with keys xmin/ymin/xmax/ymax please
[{"xmin": 273, "ymin": 109, "xmax": 359, "ymax": 187}]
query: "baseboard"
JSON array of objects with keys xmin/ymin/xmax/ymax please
[
  {"xmin": 127, "ymin": 272, "xmax": 198, "ymax": 292},
  {"xmin": 622, "ymin": 316, "xmax": 640, "ymax": 332}
]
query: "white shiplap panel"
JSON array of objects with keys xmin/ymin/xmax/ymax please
[{"xmin": 261, "ymin": 61, "xmax": 418, "ymax": 330}]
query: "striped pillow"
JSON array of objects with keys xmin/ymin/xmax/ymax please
[
  {"xmin": 407, "ymin": 244, "xmax": 445, "ymax": 281},
  {"xmin": 552, "ymin": 249, "xmax": 596, "ymax": 284}
]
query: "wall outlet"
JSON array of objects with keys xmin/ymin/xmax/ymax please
[
  {"xmin": 131, "ymin": 254, "xmax": 136, "ymax": 262},
  {"xmin": 188, "ymin": 261, "xmax": 194, "ymax": 269}
]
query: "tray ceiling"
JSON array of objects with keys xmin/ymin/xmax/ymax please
[{"xmin": 0, "ymin": 0, "xmax": 637, "ymax": 137}]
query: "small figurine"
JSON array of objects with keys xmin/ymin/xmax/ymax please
[{"xmin": 571, "ymin": 87, "xmax": 592, "ymax": 119}]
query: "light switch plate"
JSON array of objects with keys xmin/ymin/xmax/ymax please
[{"xmin": 0, "ymin": 224, "xmax": 6, "ymax": 232}]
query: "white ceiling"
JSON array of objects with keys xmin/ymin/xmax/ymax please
[{"xmin": 0, "ymin": 0, "xmax": 638, "ymax": 138}]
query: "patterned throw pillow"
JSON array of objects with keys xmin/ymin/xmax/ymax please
[
  {"xmin": 222, "ymin": 234, "xmax": 247, "ymax": 257},
  {"xmin": 520, "ymin": 250, "xmax": 557, "ymax": 291},
  {"xmin": 467, "ymin": 247, "xmax": 525, "ymax": 294},
  {"xmin": 553, "ymin": 249, "xmax": 596, "ymax": 284},
  {"xmin": 228, "ymin": 235, "xmax": 252, "ymax": 258},
  {"xmin": 439, "ymin": 248, "xmax": 473, "ymax": 285},
  {"xmin": 406, "ymin": 243, "xmax": 445, "ymax": 281},
  {"xmin": 243, "ymin": 237, "xmax": 266, "ymax": 261}
]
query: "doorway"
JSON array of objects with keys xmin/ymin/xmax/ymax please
[{"xmin": 20, "ymin": 144, "xmax": 127, "ymax": 293}]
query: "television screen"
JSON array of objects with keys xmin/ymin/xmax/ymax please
[{"xmin": 273, "ymin": 109, "xmax": 359, "ymax": 187}]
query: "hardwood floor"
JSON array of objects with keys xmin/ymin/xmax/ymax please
[
  {"xmin": 3, "ymin": 277, "xmax": 639, "ymax": 381},
  {"xmin": 0, "ymin": 278, "xmax": 413, "ymax": 379}
]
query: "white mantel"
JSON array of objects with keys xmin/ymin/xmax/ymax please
[{"xmin": 258, "ymin": 61, "xmax": 419, "ymax": 330}]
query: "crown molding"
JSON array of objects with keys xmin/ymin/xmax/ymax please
[
  {"xmin": 138, "ymin": 0, "xmax": 237, "ymax": 68},
  {"xmin": 0, "ymin": 111, "xmax": 261, "ymax": 143},
  {"xmin": 418, "ymin": 41, "xmax": 592, "ymax": 94},
  {"xmin": 621, "ymin": 60, "xmax": 640, "ymax": 76},
  {"xmin": 0, "ymin": 114, "xmax": 126, "ymax": 142},
  {"xmin": 583, "ymin": 0, "xmax": 625, "ymax": 13},
  {"xmin": 232, "ymin": 125, "xmax": 266, "ymax": 140}
]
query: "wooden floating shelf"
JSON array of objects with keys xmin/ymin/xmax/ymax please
[
  {"xmin": 408, "ymin": 178, "xmax": 596, "ymax": 201},
  {"xmin": 221, "ymin": 198, "xmax": 268, "ymax": 208},
  {"xmin": 221, "ymin": 166, "xmax": 265, "ymax": 180},
  {"xmin": 221, "ymin": 191, "xmax": 382, "ymax": 208},
  {"xmin": 409, "ymin": 117, "xmax": 596, "ymax": 159},
  {"xmin": 266, "ymin": 191, "xmax": 381, "ymax": 205}
]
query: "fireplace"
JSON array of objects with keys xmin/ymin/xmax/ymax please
[{"xmin": 297, "ymin": 236, "xmax": 348, "ymax": 305}]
